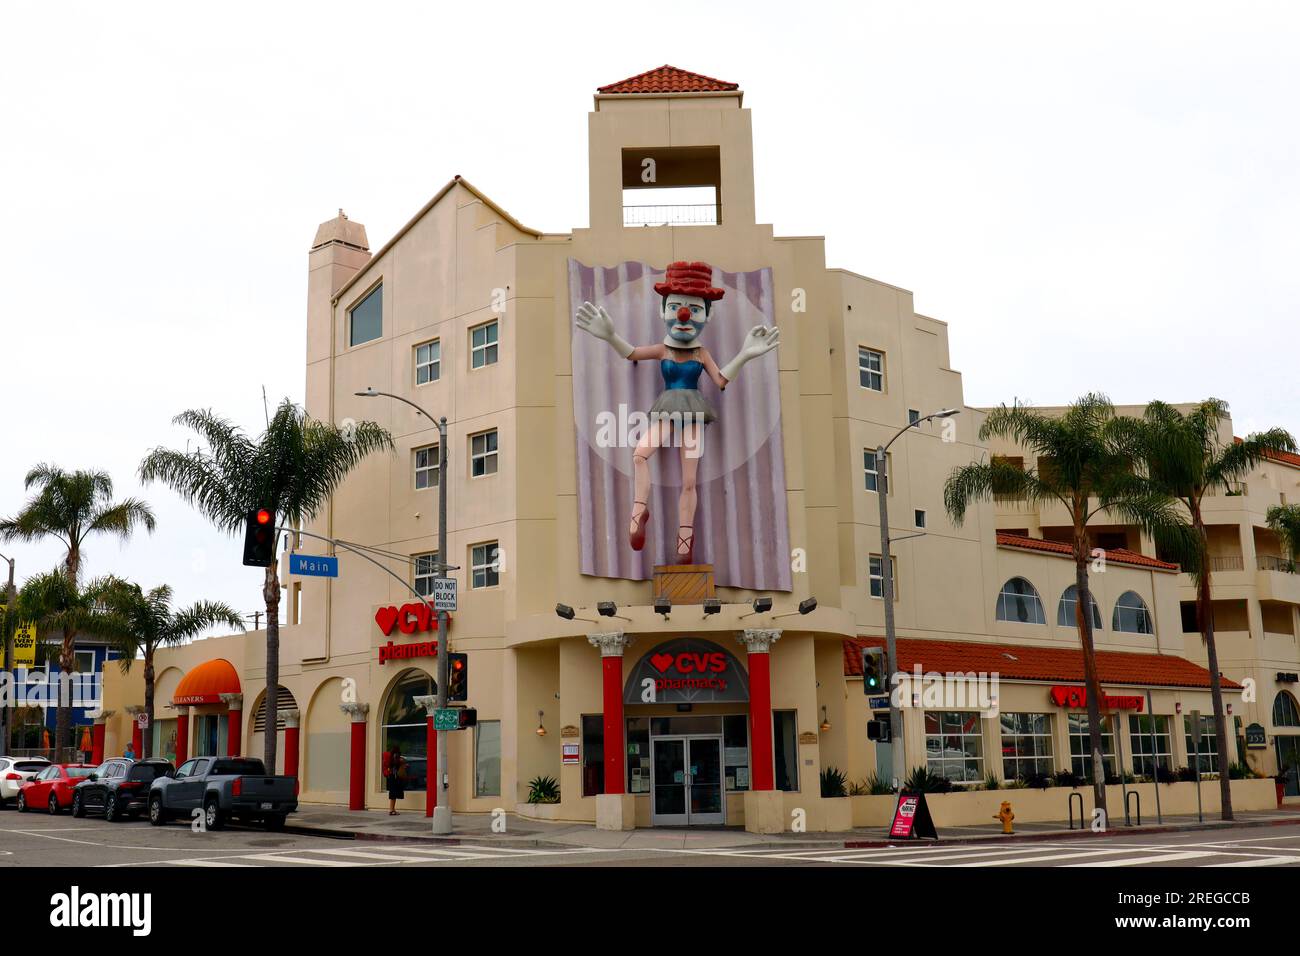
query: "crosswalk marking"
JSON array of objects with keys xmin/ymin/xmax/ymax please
[
  {"xmin": 169, "ymin": 859, "xmax": 251, "ymax": 867},
  {"xmin": 134, "ymin": 842, "xmax": 611, "ymax": 868},
  {"xmin": 297, "ymin": 847, "xmax": 444, "ymax": 863},
  {"xmin": 1210, "ymin": 855, "xmax": 1300, "ymax": 867},
  {"xmin": 1069, "ymin": 850, "xmax": 1222, "ymax": 867}
]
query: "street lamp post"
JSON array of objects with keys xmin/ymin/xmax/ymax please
[
  {"xmin": 0, "ymin": 551, "xmax": 14, "ymax": 758},
  {"xmin": 876, "ymin": 408, "xmax": 959, "ymax": 787},
  {"xmin": 356, "ymin": 387, "xmax": 453, "ymax": 834}
]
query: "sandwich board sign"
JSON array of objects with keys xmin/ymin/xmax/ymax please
[{"xmin": 888, "ymin": 791, "xmax": 938, "ymax": 840}]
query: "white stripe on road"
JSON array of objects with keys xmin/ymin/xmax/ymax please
[
  {"xmin": 1209, "ymin": 855, "xmax": 1300, "ymax": 867},
  {"xmin": 240, "ymin": 853, "xmax": 354, "ymax": 866},
  {"xmin": 169, "ymin": 859, "xmax": 252, "ymax": 867},
  {"xmin": 295, "ymin": 847, "xmax": 446, "ymax": 863},
  {"xmin": 1069, "ymin": 850, "xmax": 1222, "ymax": 867}
]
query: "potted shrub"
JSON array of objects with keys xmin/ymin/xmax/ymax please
[
  {"xmin": 820, "ymin": 766, "xmax": 848, "ymax": 798},
  {"xmin": 526, "ymin": 775, "xmax": 560, "ymax": 804}
]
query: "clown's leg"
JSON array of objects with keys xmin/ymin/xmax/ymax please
[
  {"xmin": 630, "ymin": 419, "xmax": 670, "ymax": 549},
  {"xmin": 676, "ymin": 421, "xmax": 703, "ymax": 562}
]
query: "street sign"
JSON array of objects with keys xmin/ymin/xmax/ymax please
[
  {"xmin": 431, "ymin": 577, "xmax": 457, "ymax": 611},
  {"xmin": 868, "ymin": 695, "xmax": 890, "ymax": 710},
  {"xmin": 289, "ymin": 553, "xmax": 339, "ymax": 578},
  {"xmin": 136, "ymin": 713, "xmax": 150, "ymax": 730},
  {"xmin": 1190, "ymin": 709, "xmax": 1203, "ymax": 746},
  {"xmin": 434, "ymin": 708, "xmax": 461, "ymax": 731}
]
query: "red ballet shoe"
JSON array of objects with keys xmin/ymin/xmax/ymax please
[
  {"xmin": 629, "ymin": 501, "xmax": 649, "ymax": 551},
  {"xmin": 676, "ymin": 526, "xmax": 695, "ymax": 565}
]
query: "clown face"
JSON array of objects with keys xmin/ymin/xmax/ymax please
[{"xmin": 662, "ymin": 292, "xmax": 709, "ymax": 346}]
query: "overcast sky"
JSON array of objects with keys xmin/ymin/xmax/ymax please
[{"xmin": 2, "ymin": 1, "xmax": 1296, "ymax": 632}]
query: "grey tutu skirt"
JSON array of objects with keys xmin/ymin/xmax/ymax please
[{"xmin": 649, "ymin": 388, "xmax": 717, "ymax": 425}]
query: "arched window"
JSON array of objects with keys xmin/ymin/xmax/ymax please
[
  {"xmin": 1057, "ymin": 585, "xmax": 1103, "ymax": 630},
  {"xmin": 1112, "ymin": 591, "xmax": 1153, "ymax": 634},
  {"xmin": 996, "ymin": 577, "xmax": 1045, "ymax": 624},
  {"xmin": 1274, "ymin": 692, "xmax": 1300, "ymax": 728},
  {"xmin": 380, "ymin": 669, "xmax": 436, "ymax": 792}
]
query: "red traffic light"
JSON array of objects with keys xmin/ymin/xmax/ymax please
[
  {"xmin": 452, "ymin": 658, "xmax": 464, "ymax": 671},
  {"xmin": 256, "ymin": 509, "xmax": 272, "ymax": 525}
]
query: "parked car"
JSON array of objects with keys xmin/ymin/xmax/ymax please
[
  {"xmin": 17, "ymin": 763, "xmax": 95, "ymax": 814},
  {"xmin": 72, "ymin": 758, "xmax": 174, "ymax": 822},
  {"xmin": 0, "ymin": 756, "xmax": 50, "ymax": 808},
  {"xmin": 149, "ymin": 756, "xmax": 298, "ymax": 830}
]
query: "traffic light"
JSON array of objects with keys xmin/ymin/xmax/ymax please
[
  {"xmin": 447, "ymin": 652, "xmax": 468, "ymax": 702},
  {"xmin": 861, "ymin": 646, "xmax": 887, "ymax": 695},
  {"xmin": 242, "ymin": 508, "xmax": 277, "ymax": 567},
  {"xmin": 867, "ymin": 719, "xmax": 891, "ymax": 742},
  {"xmin": 457, "ymin": 707, "xmax": 477, "ymax": 729}
]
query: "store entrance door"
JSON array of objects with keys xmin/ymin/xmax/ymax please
[
  {"xmin": 1276, "ymin": 736, "xmax": 1300, "ymax": 796},
  {"xmin": 651, "ymin": 735, "xmax": 725, "ymax": 826}
]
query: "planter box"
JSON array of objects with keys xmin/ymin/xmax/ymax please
[{"xmin": 515, "ymin": 801, "xmax": 568, "ymax": 822}]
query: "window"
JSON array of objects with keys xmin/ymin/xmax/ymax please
[
  {"xmin": 174, "ymin": 760, "xmax": 198, "ymax": 780},
  {"xmin": 471, "ymin": 543, "xmax": 499, "ymax": 589},
  {"xmin": 773, "ymin": 711, "xmax": 799, "ymax": 792},
  {"xmin": 863, "ymin": 450, "xmax": 889, "ymax": 493},
  {"xmin": 349, "ymin": 284, "xmax": 382, "ymax": 346},
  {"xmin": 1057, "ymin": 585, "xmax": 1103, "ymax": 630},
  {"xmin": 1129, "ymin": 714, "xmax": 1173, "ymax": 778},
  {"xmin": 1068, "ymin": 713, "xmax": 1116, "ymax": 780},
  {"xmin": 723, "ymin": 714, "xmax": 750, "ymax": 792},
  {"xmin": 858, "ymin": 347, "xmax": 884, "ymax": 391},
  {"xmin": 925, "ymin": 711, "xmax": 984, "ymax": 783},
  {"xmin": 1184, "ymin": 714, "xmax": 1218, "ymax": 773},
  {"xmin": 1112, "ymin": 591, "xmax": 1154, "ymax": 634},
  {"xmin": 868, "ymin": 554, "xmax": 898, "ymax": 600},
  {"xmin": 908, "ymin": 409, "xmax": 920, "ymax": 425},
  {"xmin": 1274, "ymin": 691, "xmax": 1300, "ymax": 727},
  {"xmin": 996, "ymin": 577, "xmax": 1045, "ymax": 624},
  {"xmin": 380, "ymin": 669, "xmax": 434, "ymax": 792},
  {"xmin": 415, "ymin": 339, "xmax": 441, "ymax": 385},
  {"xmin": 471, "ymin": 320, "xmax": 499, "ymax": 369},
  {"xmin": 471, "ymin": 430, "xmax": 498, "ymax": 477},
  {"xmin": 413, "ymin": 553, "xmax": 439, "ymax": 597},
  {"xmin": 189, "ymin": 759, "xmax": 209, "ymax": 777},
  {"xmin": 414, "ymin": 444, "xmax": 440, "ymax": 490},
  {"xmin": 625, "ymin": 717, "xmax": 651, "ymax": 793},
  {"xmin": 581, "ymin": 715, "xmax": 604, "ymax": 797},
  {"xmin": 914, "ymin": 509, "xmax": 926, "ymax": 529},
  {"xmin": 474, "ymin": 721, "xmax": 501, "ymax": 797},
  {"xmin": 1000, "ymin": 712, "xmax": 1053, "ymax": 781}
]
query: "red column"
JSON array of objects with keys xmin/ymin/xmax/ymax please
[
  {"xmin": 131, "ymin": 718, "xmax": 143, "ymax": 759},
  {"xmin": 175, "ymin": 709, "xmax": 189, "ymax": 765},
  {"xmin": 91, "ymin": 722, "xmax": 105, "ymax": 765},
  {"xmin": 283, "ymin": 709, "xmax": 300, "ymax": 780},
  {"xmin": 588, "ymin": 632, "xmax": 630, "ymax": 795},
  {"xmin": 344, "ymin": 703, "xmax": 368, "ymax": 811},
  {"xmin": 227, "ymin": 710, "xmax": 241, "ymax": 756},
  {"xmin": 740, "ymin": 629, "xmax": 781, "ymax": 792}
]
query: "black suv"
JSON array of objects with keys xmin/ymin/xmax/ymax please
[{"xmin": 72, "ymin": 758, "xmax": 174, "ymax": 822}]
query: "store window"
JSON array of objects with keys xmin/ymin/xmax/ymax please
[
  {"xmin": 415, "ymin": 339, "xmax": 441, "ymax": 385},
  {"xmin": 1184, "ymin": 714, "xmax": 1218, "ymax": 773},
  {"xmin": 1129, "ymin": 714, "xmax": 1173, "ymax": 778},
  {"xmin": 414, "ymin": 444, "xmax": 440, "ymax": 489},
  {"xmin": 773, "ymin": 711, "xmax": 799, "ymax": 792},
  {"xmin": 349, "ymin": 284, "xmax": 382, "ymax": 346},
  {"xmin": 470, "ymin": 542, "xmax": 499, "ymax": 589},
  {"xmin": 625, "ymin": 717, "xmax": 650, "ymax": 793},
  {"xmin": 582, "ymin": 715, "xmax": 604, "ymax": 797},
  {"xmin": 925, "ymin": 711, "xmax": 984, "ymax": 784},
  {"xmin": 413, "ymin": 552, "xmax": 439, "ymax": 597},
  {"xmin": 471, "ymin": 429, "xmax": 499, "ymax": 477},
  {"xmin": 380, "ymin": 669, "xmax": 434, "ymax": 791},
  {"xmin": 474, "ymin": 721, "xmax": 501, "ymax": 797},
  {"xmin": 996, "ymin": 577, "xmax": 1045, "ymax": 624},
  {"xmin": 858, "ymin": 346, "xmax": 884, "ymax": 391},
  {"xmin": 1068, "ymin": 713, "xmax": 1116, "ymax": 780},
  {"xmin": 1000, "ymin": 712, "xmax": 1053, "ymax": 781},
  {"xmin": 723, "ymin": 714, "xmax": 750, "ymax": 792},
  {"xmin": 471, "ymin": 319, "xmax": 499, "ymax": 369},
  {"xmin": 1057, "ymin": 585, "xmax": 1103, "ymax": 630},
  {"xmin": 1273, "ymin": 691, "xmax": 1300, "ymax": 727},
  {"xmin": 1112, "ymin": 591, "xmax": 1154, "ymax": 634}
]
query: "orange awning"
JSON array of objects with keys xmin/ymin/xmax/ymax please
[{"xmin": 172, "ymin": 658, "xmax": 241, "ymax": 706}]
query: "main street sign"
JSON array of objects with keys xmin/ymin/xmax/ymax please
[{"xmin": 290, "ymin": 553, "xmax": 339, "ymax": 578}]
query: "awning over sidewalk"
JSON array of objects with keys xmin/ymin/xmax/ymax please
[
  {"xmin": 843, "ymin": 637, "xmax": 1239, "ymax": 691},
  {"xmin": 172, "ymin": 658, "xmax": 242, "ymax": 706}
]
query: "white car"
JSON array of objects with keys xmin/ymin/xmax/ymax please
[{"xmin": 0, "ymin": 756, "xmax": 51, "ymax": 807}]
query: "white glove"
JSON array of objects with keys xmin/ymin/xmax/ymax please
[
  {"xmin": 720, "ymin": 325, "xmax": 780, "ymax": 383},
  {"xmin": 575, "ymin": 301, "xmax": 634, "ymax": 358}
]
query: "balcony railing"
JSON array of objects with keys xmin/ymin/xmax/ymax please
[
  {"xmin": 1205, "ymin": 481, "xmax": 1248, "ymax": 497},
  {"xmin": 1209, "ymin": 555, "xmax": 1245, "ymax": 572},
  {"xmin": 623, "ymin": 204, "xmax": 718, "ymax": 227},
  {"xmin": 1258, "ymin": 554, "xmax": 1298, "ymax": 573}
]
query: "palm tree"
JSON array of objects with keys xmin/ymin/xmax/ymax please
[
  {"xmin": 139, "ymin": 399, "xmax": 391, "ymax": 769},
  {"xmin": 1142, "ymin": 400, "xmax": 1296, "ymax": 821},
  {"xmin": 99, "ymin": 581, "xmax": 245, "ymax": 757},
  {"xmin": 1266, "ymin": 504, "xmax": 1300, "ymax": 571},
  {"xmin": 944, "ymin": 394, "xmax": 1186, "ymax": 823},
  {"xmin": 16, "ymin": 571, "xmax": 135, "ymax": 761},
  {"xmin": 0, "ymin": 467, "xmax": 155, "ymax": 759}
]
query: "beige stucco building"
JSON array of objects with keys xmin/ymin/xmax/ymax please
[{"xmin": 101, "ymin": 66, "xmax": 1288, "ymax": 830}]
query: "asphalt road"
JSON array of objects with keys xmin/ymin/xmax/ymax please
[{"xmin": 5, "ymin": 807, "xmax": 1300, "ymax": 867}]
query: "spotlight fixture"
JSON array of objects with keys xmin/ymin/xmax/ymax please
[
  {"xmin": 773, "ymin": 596, "xmax": 819, "ymax": 619},
  {"xmin": 597, "ymin": 601, "xmax": 618, "ymax": 617},
  {"xmin": 740, "ymin": 596, "xmax": 773, "ymax": 619},
  {"xmin": 654, "ymin": 596, "xmax": 672, "ymax": 618},
  {"xmin": 555, "ymin": 603, "xmax": 575, "ymax": 620},
  {"xmin": 702, "ymin": 598, "xmax": 722, "ymax": 616}
]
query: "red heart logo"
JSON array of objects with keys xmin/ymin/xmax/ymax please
[
  {"xmin": 375, "ymin": 606, "xmax": 399, "ymax": 636},
  {"xmin": 650, "ymin": 652, "xmax": 675, "ymax": 673}
]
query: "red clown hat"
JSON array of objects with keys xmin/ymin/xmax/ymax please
[{"xmin": 653, "ymin": 261, "xmax": 725, "ymax": 301}]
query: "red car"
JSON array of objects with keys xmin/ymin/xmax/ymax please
[{"xmin": 17, "ymin": 764, "xmax": 97, "ymax": 815}]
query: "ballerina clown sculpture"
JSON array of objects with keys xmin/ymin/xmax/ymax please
[{"xmin": 575, "ymin": 260, "xmax": 780, "ymax": 564}]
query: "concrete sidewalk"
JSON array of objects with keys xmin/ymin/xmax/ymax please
[{"xmin": 275, "ymin": 803, "xmax": 1300, "ymax": 850}]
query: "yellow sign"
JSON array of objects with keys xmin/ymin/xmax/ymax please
[{"xmin": 1, "ymin": 622, "xmax": 37, "ymax": 668}]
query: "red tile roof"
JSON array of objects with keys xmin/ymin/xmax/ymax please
[
  {"xmin": 843, "ymin": 636, "xmax": 1238, "ymax": 690},
  {"xmin": 1236, "ymin": 436, "xmax": 1300, "ymax": 470},
  {"xmin": 598, "ymin": 65, "xmax": 739, "ymax": 95},
  {"xmin": 996, "ymin": 531, "xmax": 1179, "ymax": 571}
]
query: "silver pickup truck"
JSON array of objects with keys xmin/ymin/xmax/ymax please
[{"xmin": 148, "ymin": 756, "xmax": 298, "ymax": 830}]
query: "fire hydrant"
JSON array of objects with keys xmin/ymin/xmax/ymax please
[{"xmin": 995, "ymin": 801, "xmax": 1015, "ymax": 834}]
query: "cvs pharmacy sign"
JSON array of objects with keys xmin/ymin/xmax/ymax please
[
  {"xmin": 624, "ymin": 638, "xmax": 750, "ymax": 705},
  {"xmin": 374, "ymin": 603, "xmax": 451, "ymax": 637}
]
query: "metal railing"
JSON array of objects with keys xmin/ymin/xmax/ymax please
[
  {"xmin": 623, "ymin": 203, "xmax": 719, "ymax": 227},
  {"xmin": 1209, "ymin": 555, "xmax": 1245, "ymax": 572},
  {"xmin": 1258, "ymin": 554, "xmax": 1298, "ymax": 573},
  {"xmin": 1206, "ymin": 481, "xmax": 1248, "ymax": 497}
]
